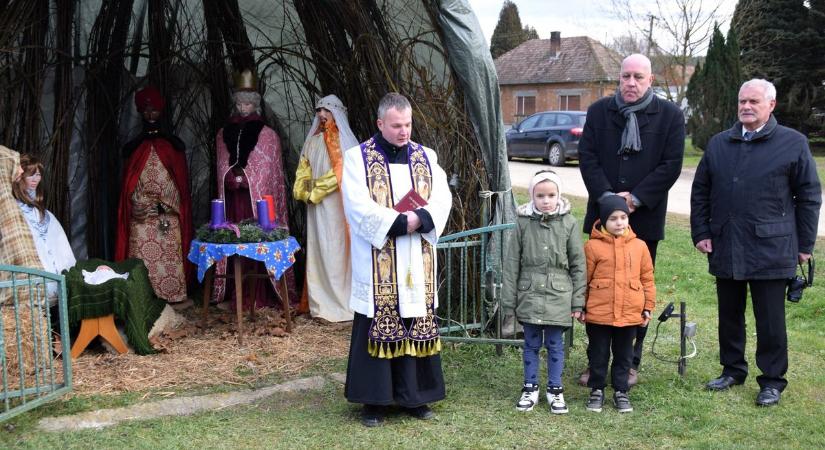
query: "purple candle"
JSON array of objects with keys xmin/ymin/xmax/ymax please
[
  {"xmin": 210, "ymin": 199, "xmax": 225, "ymax": 228},
  {"xmin": 257, "ymin": 199, "xmax": 271, "ymax": 230}
]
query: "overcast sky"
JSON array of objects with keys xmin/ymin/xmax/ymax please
[{"xmin": 466, "ymin": 0, "xmax": 738, "ymax": 55}]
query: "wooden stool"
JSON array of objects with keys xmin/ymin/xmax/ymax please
[{"xmin": 70, "ymin": 314, "xmax": 128, "ymax": 358}]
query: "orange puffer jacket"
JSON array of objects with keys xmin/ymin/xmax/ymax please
[{"xmin": 584, "ymin": 222, "xmax": 655, "ymax": 327}]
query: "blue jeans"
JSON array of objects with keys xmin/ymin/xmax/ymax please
[{"xmin": 522, "ymin": 323, "xmax": 566, "ymax": 388}]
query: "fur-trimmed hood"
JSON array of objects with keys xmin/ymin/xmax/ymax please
[{"xmin": 517, "ymin": 195, "xmax": 572, "ymax": 218}]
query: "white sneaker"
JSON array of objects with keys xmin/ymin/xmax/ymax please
[
  {"xmin": 516, "ymin": 385, "xmax": 540, "ymax": 411},
  {"xmin": 547, "ymin": 392, "xmax": 569, "ymax": 414}
]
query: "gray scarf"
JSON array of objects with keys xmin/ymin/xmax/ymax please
[{"xmin": 615, "ymin": 88, "xmax": 654, "ymax": 155}]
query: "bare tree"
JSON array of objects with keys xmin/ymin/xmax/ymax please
[
  {"xmin": 610, "ymin": 0, "xmax": 725, "ymax": 103},
  {"xmin": 609, "ymin": 32, "xmax": 649, "ymax": 56}
]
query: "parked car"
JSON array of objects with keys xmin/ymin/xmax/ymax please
[{"xmin": 506, "ymin": 111, "xmax": 586, "ymax": 166}]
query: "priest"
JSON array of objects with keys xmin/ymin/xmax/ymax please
[{"xmin": 342, "ymin": 92, "xmax": 452, "ymax": 426}]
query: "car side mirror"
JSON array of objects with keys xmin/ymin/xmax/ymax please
[{"xmin": 511, "ymin": 124, "xmax": 519, "ymax": 132}]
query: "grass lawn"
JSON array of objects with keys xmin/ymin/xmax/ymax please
[{"xmin": 3, "ymin": 196, "xmax": 825, "ymax": 449}]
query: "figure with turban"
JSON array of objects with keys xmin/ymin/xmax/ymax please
[
  {"xmin": 293, "ymin": 95, "xmax": 357, "ymax": 322},
  {"xmin": 115, "ymin": 86, "xmax": 192, "ymax": 306},
  {"xmin": 213, "ymin": 70, "xmax": 296, "ymax": 309}
]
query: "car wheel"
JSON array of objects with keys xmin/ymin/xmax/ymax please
[{"xmin": 546, "ymin": 143, "xmax": 564, "ymax": 166}]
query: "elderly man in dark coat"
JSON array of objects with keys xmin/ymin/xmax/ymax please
[
  {"xmin": 578, "ymin": 53, "xmax": 685, "ymax": 385},
  {"xmin": 690, "ymin": 78, "xmax": 821, "ymax": 407}
]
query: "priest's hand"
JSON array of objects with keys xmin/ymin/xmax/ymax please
[{"xmin": 404, "ymin": 211, "xmax": 421, "ymax": 234}]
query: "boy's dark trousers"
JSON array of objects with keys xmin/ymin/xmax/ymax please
[{"xmin": 586, "ymin": 323, "xmax": 636, "ymax": 392}]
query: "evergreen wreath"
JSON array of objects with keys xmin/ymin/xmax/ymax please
[{"xmin": 195, "ymin": 219, "xmax": 289, "ymax": 244}]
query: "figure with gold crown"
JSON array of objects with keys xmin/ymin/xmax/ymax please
[
  {"xmin": 213, "ymin": 70, "xmax": 296, "ymax": 309},
  {"xmin": 293, "ymin": 95, "xmax": 358, "ymax": 322}
]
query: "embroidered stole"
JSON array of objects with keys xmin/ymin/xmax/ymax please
[{"xmin": 359, "ymin": 137, "xmax": 441, "ymax": 359}]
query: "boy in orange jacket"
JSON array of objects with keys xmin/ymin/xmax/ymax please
[{"xmin": 580, "ymin": 195, "xmax": 655, "ymax": 413}]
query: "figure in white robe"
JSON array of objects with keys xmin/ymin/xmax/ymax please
[
  {"xmin": 13, "ymin": 155, "xmax": 76, "ymax": 304},
  {"xmin": 293, "ymin": 95, "xmax": 359, "ymax": 322}
]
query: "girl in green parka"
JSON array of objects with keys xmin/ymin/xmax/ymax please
[{"xmin": 502, "ymin": 170, "xmax": 586, "ymax": 414}]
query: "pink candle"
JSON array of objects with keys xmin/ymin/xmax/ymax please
[{"xmin": 263, "ymin": 194, "xmax": 276, "ymax": 223}]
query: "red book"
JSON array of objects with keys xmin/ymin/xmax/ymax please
[{"xmin": 393, "ymin": 189, "xmax": 428, "ymax": 212}]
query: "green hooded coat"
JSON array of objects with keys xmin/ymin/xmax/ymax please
[{"xmin": 501, "ymin": 197, "xmax": 586, "ymax": 327}]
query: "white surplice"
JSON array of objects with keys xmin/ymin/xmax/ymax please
[
  {"xmin": 341, "ymin": 142, "xmax": 452, "ymax": 318},
  {"xmin": 301, "ymin": 132, "xmax": 353, "ymax": 322}
]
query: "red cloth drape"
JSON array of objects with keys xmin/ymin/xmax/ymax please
[{"xmin": 115, "ymin": 138, "xmax": 193, "ymax": 284}]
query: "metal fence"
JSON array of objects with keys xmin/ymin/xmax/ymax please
[
  {"xmin": 436, "ymin": 223, "xmax": 522, "ymax": 346},
  {"xmin": 0, "ymin": 265, "xmax": 72, "ymax": 422},
  {"xmin": 435, "ymin": 223, "xmax": 576, "ymax": 351}
]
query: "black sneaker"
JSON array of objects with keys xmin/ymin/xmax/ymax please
[
  {"xmin": 406, "ymin": 404, "xmax": 435, "ymax": 420},
  {"xmin": 614, "ymin": 391, "xmax": 633, "ymax": 413},
  {"xmin": 586, "ymin": 388, "xmax": 604, "ymax": 412},
  {"xmin": 360, "ymin": 405, "xmax": 385, "ymax": 427}
]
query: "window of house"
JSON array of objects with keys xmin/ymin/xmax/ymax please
[
  {"xmin": 559, "ymin": 95, "xmax": 581, "ymax": 111},
  {"xmin": 516, "ymin": 95, "xmax": 536, "ymax": 118}
]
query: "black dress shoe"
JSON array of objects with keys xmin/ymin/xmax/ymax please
[
  {"xmin": 406, "ymin": 404, "xmax": 435, "ymax": 420},
  {"xmin": 706, "ymin": 375, "xmax": 744, "ymax": 391},
  {"xmin": 361, "ymin": 405, "xmax": 385, "ymax": 427},
  {"xmin": 756, "ymin": 387, "xmax": 781, "ymax": 406}
]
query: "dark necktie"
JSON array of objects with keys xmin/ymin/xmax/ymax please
[{"xmin": 743, "ymin": 131, "xmax": 755, "ymax": 141}]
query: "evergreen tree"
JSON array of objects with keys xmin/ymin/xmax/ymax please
[
  {"xmin": 722, "ymin": 27, "xmax": 742, "ymax": 125},
  {"xmin": 523, "ymin": 25, "xmax": 538, "ymax": 41},
  {"xmin": 687, "ymin": 25, "xmax": 741, "ymax": 150},
  {"xmin": 808, "ymin": 0, "xmax": 825, "ymax": 121},
  {"xmin": 732, "ymin": 0, "xmax": 824, "ymax": 133},
  {"xmin": 490, "ymin": 1, "xmax": 532, "ymax": 59}
]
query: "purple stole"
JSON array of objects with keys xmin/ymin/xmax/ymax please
[{"xmin": 358, "ymin": 137, "xmax": 441, "ymax": 359}]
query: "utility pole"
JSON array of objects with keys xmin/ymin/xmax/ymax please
[{"xmin": 646, "ymin": 13, "xmax": 656, "ymax": 57}]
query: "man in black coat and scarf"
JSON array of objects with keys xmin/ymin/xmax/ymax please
[
  {"xmin": 578, "ymin": 53, "xmax": 685, "ymax": 386},
  {"xmin": 690, "ymin": 78, "xmax": 821, "ymax": 407}
]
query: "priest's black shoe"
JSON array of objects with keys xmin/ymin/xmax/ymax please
[
  {"xmin": 406, "ymin": 404, "xmax": 435, "ymax": 420},
  {"xmin": 360, "ymin": 405, "xmax": 385, "ymax": 427},
  {"xmin": 705, "ymin": 375, "xmax": 744, "ymax": 391},
  {"xmin": 755, "ymin": 387, "xmax": 781, "ymax": 407}
]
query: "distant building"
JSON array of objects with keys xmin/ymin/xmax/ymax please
[{"xmin": 495, "ymin": 31, "xmax": 622, "ymax": 126}]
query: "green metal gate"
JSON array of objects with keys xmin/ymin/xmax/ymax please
[
  {"xmin": 0, "ymin": 265, "xmax": 72, "ymax": 422},
  {"xmin": 436, "ymin": 223, "xmax": 576, "ymax": 350},
  {"xmin": 436, "ymin": 223, "xmax": 521, "ymax": 345}
]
